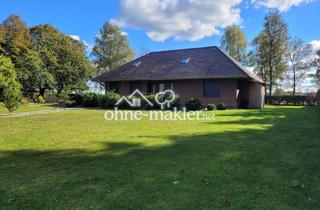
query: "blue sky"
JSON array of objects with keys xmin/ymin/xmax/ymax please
[{"xmin": 0, "ymin": 0, "xmax": 320, "ymax": 56}]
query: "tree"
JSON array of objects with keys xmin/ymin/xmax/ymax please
[
  {"xmin": 92, "ymin": 22, "xmax": 134, "ymax": 75},
  {"xmin": 0, "ymin": 25, "xmax": 6, "ymax": 54},
  {"xmin": 286, "ymin": 38, "xmax": 312, "ymax": 95},
  {"xmin": 31, "ymin": 24, "xmax": 94, "ymax": 94},
  {"xmin": 0, "ymin": 15, "xmax": 53, "ymax": 97},
  {"xmin": 220, "ymin": 26, "xmax": 247, "ymax": 64},
  {"xmin": 274, "ymin": 88, "xmax": 287, "ymax": 96},
  {"xmin": 251, "ymin": 12, "xmax": 289, "ymax": 95},
  {"xmin": 1, "ymin": 15, "xmax": 31, "ymax": 64},
  {"xmin": 0, "ymin": 55, "xmax": 21, "ymax": 112},
  {"xmin": 16, "ymin": 48, "xmax": 54, "ymax": 98},
  {"xmin": 315, "ymin": 50, "xmax": 320, "ymax": 86}
]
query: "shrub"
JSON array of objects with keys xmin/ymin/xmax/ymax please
[
  {"xmin": 64, "ymin": 101, "xmax": 76, "ymax": 107},
  {"xmin": 70, "ymin": 93, "xmax": 84, "ymax": 106},
  {"xmin": 185, "ymin": 97, "xmax": 202, "ymax": 111},
  {"xmin": 0, "ymin": 55, "xmax": 21, "ymax": 112},
  {"xmin": 141, "ymin": 94, "xmax": 159, "ymax": 110},
  {"xmin": 207, "ymin": 104, "xmax": 216, "ymax": 111},
  {"xmin": 306, "ymin": 92, "xmax": 316, "ymax": 106},
  {"xmin": 58, "ymin": 91, "xmax": 70, "ymax": 106},
  {"xmin": 2, "ymin": 83, "xmax": 21, "ymax": 112},
  {"xmin": 82, "ymin": 93, "xmax": 100, "ymax": 107},
  {"xmin": 216, "ymin": 103, "xmax": 226, "ymax": 110},
  {"xmin": 99, "ymin": 91, "xmax": 120, "ymax": 109},
  {"xmin": 37, "ymin": 95, "xmax": 46, "ymax": 104},
  {"xmin": 317, "ymin": 89, "xmax": 320, "ymax": 108},
  {"xmin": 21, "ymin": 97, "xmax": 29, "ymax": 104},
  {"xmin": 171, "ymin": 94, "xmax": 181, "ymax": 109}
]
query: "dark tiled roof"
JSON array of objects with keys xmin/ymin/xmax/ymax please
[{"xmin": 93, "ymin": 46, "xmax": 264, "ymax": 83}]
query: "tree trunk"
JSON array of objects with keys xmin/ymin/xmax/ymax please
[
  {"xmin": 269, "ymin": 66, "xmax": 273, "ymax": 96},
  {"xmin": 293, "ymin": 66, "xmax": 296, "ymax": 96},
  {"xmin": 269, "ymin": 43, "xmax": 273, "ymax": 96},
  {"xmin": 39, "ymin": 88, "xmax": 46, "ymax": 97}
]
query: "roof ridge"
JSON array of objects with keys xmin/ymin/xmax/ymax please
[{"xmin": 149, "ymin": 46, "xmax": 218, "ymax": 54}]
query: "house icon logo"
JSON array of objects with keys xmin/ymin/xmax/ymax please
[{"xmin": 115, "ymin": 89, "xmax": 153, "ymax": 108}]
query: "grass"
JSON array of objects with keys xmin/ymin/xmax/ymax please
[
  {"xmin": 0, "ymin": 103, "xmax": 57, "ymax": 114},
  {"xmin": 0, "ymin": 106, "xmax": 319, "ymax": 209}
]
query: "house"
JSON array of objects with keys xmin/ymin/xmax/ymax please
[{"xmin": 93, "ymin": 46, "xmax": 265, "ymax": 109}]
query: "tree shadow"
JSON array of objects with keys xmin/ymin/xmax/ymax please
[{"xmin": 0, "ymin": 106, "xmax": 319, "ymax": 209}]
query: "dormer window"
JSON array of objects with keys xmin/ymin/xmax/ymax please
[
  {"xmin": 133, "ymin": 61, "xmax": 141, "ymax": 67},
  {"xmin": 181, "ymin": 57, "xmax": 190, "ymax": 64}
]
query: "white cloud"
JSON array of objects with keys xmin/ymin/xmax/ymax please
[
  {"xmin": 68, "ymin": 34, "xmax": 94, "ymax": 53},
  {"xmin": 309, "ymin": 40, "xmax": 320, "ymax": 55},
  {"xmin": 68, "ymin": 34, "xmax": 81, "ymax": 41},
  {"xmin": 121, "ymin": 31, "xmax": 129, "ymax": 36},
  {"xmin": 246, "ymin": 66, "xmax": 255, "ymax": 73},
  {"xmin": 117, "ymin": 0, "xmax": 242, "ymax": 42},
  {"xmin": 251, "ymin": 0, "xmax": 313, "ymax": 12}
]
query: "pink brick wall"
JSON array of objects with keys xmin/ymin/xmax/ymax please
[
  {"xmin": 173, "ymin": 79, "xmax": 238, "ymax": 108},
  {"xmin": 110, "ymin": 79, "xmax": 238, "ymax": 108}
]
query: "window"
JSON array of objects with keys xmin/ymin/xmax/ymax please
[
  {"xmin": 181, "ymin": 57, "xmax": 190, "ymax": 64},
  {"xmin": 203, "ymin": 80, "xmax": 220, "ymax": 97},
  {"xmin": 147, "ymin": 82, "xmax": 173, "ymax": 94},
  {"xmin": 109, "ymin": 82, "xmax": 119, "ymax": 93},
  {"xmin": 132, "ymin": 61, "xmax": 141, "ymax": 67},
  {"xmin": 130, "ymin": 82, "xmax": 142, "ymax": 93}
]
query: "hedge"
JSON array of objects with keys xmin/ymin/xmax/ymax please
[
  {"xmin": 317, "ymin": 89, "xmax": 320, "ymax": 108},
  {"xmin": 265, "ymin": 94, "xmax": 316, "ymax": 106}
]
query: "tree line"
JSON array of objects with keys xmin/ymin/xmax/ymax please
[
  {"xmin": 220, "ymin": 11, "xmax": 319, "ymax": 96},
  {"xmin": 0, "ymin": 15, "xmax": 134, "ymax": 112}
]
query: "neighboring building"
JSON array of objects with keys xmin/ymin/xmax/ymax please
[{"xmin": 93, "ymin": 46, "xmax": 265, "ymax": 109}]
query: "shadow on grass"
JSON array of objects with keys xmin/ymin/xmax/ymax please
[{"xmin": 0, "ymin": 107, "xmax": 319, "ymax": 209}]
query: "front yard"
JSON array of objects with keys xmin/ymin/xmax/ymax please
[
  {"xmin": 0, "ymin": 103, "xmax": 57, "ymax": 114},
  {"xmin": 0, "ymin": 106, "xmax": 319, "ymax": 209}
]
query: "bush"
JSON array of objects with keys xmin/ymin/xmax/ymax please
[
  {"xmin": 317, "ymin": 89, "xmax": 320, "ymax": 108},
  {"xmin": 64, "ymin": 101, "xmax": 76, "ymax": 107},
  {"xmin": 58, "ymin": 91, "xmax": 70, "ymax": 106},
  {"xmin": 306, "ymin": 92, "xmax": 316, "ymax": 106},
  {"xmin": 171, "ymin": 94, "xmax": 181, "ymax": 109},
  {"xmin": 207, "ymin": 104, "xmax": 216, "ymax": 111},
  {"xmin": 2, "ymin": 83, "xmax": 21, "ymax": 112},
  {"xmin": 82, "ymin": 93, "xmax": 100, "ymax": 107},
  {"xmin": 141, "ymin": 94, "xmax": 159, "ymax": 110},
  {"xmin": 37, "ymin": 95, "xmax": 46, "ymax": 104},
  {"xmin": 0, "ymin": 55, "xmax": 21, "ymax": 112},
  {"xmin": 21, "ymin": 97, "xmax": 29, "ymax": 104},
  {"xmin": 185, "ymin": 97, "xmax": 202, "ymax": 111},
  {"xmin": 99, "ymin": 91, "xmax": 120, "ymax": 109},
  {"xmin": 216, "ymin": 103, "xmax": 226, "ymax": 110},
  {"xmin": 70, "ymin": 93, "xmax": 84, "ymax": 106}
]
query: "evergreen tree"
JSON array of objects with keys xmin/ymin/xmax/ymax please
[{"xmin": 0, "ymin": 55, "xmax": 21, "ymax": 112}]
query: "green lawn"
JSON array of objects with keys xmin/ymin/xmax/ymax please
[
  {"xmin": 0, "ymin": 106, "xmax": 319, "ymax": 209},
  {"xmin": 0, "ymin": 103, "xmax": 57, "ymax": 114}
]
